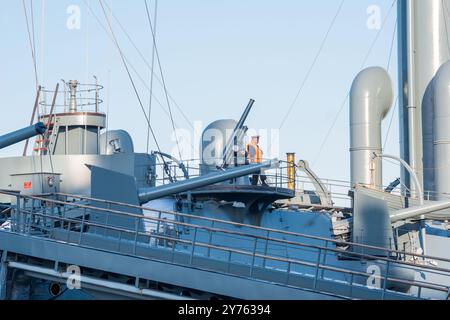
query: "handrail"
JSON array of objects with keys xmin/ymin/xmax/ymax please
[
  {"xmin": 46, "ymin": 192, "xmax": 450, "ymax": 264},
  {"xmin": 153, "ymin": 158, "xmax": 450, "ymax": 197},
  {"xmin": 12, "ymin": 207, "xmax": 450, "ymax": 296},
  {"xmin": 6, "ymin": 191, "xmax": 450, "ymax": 273}
]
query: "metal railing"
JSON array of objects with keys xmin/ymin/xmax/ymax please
[
  {"xmin": 154, "ymin": 158, "xmax": 295, "ymax": 188},
  {"xmin": 153, "ymin": 159, "xmax": 366, "ymax": 208},
  {"xmin": 153, "ymin": 158, "xmax": 450, "ymax": 210},
  {"xmin": 39, "ymin": 80, "xmax": 104, "ymax": 114},
  {"xmin": 2, "ymin": 191, "xmax": 450, "ymax": 300}
]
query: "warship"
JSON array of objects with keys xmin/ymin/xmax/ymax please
[{"xmin": 0, "ymin": 0, "xmax": 450, "ymax": 300}]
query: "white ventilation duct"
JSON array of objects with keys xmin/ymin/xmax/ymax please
[
  {"xmin": 433, "ymin": 60, "xmax": 450, "ymax": 200},
  {"xmin": 350, "ymin": 67, "xmax": 393, "ymax": 189}
]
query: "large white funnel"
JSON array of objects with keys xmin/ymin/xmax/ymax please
[
  {"xmin": 433, "ymin": 61, "xmax": 450, "ymax": 200},
  {"xmin": 350, "ymin": 67, "xmax": 393, "ymax": 188}
]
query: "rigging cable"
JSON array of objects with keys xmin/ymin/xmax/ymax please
[
  {"xmin": 144, "ymin": 0, "xmax": 183, "ymax": 161},
  {"xmin": 100, "ymin": 0, "xmax": 193, "ymax": 131},
  {"xmin": 147, "ymin": 0, "xmax": 158, "ymax": 154},
  {"xmin": 312, "ymin": 0, "xmax": 397, "ymax": 167},
  {"xmin": 40, "ymin": 0, "xmax": 46, "ymax": 88},
  {"xmin": 383, "ymin": 95, "xmax": 398, "ymax": 151},
  {"xmin": 30, "ymin": 0, "xmax": 37, "ymax": 84},
  {"xmin": 83, "ymin": 0, "xmax": 191, "ymax": 136},
  {"xmin": 97, "ymin": 0, "xmax": 175, "ymax": 182},
  {"xmin": 279, "ymin": 0, "xmax": 346, "ymax": 129},
  {"xmin": 442, "ymin": 0, "xmax": 450, "ymax": 57},
  {"xmin": 383, "ymin": 17, "xmax": 399, "ymax": 151},
  {"xmin": 22, "ymin": 0, "xmax": 39, "ymax": 87}
]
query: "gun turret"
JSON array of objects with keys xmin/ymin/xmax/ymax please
[{"xmin": 0, "ymin": 123, "xmax": 46, "ymax": 150}]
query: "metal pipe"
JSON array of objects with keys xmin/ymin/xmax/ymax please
[
  {"xmin": 374, "ymin": 152, "xmax": 426, "ymax": 254},
  {"xmin": 23, "ymin": 86, "xmax": 42, "ymax": 156},
  {"xmin": 405, "ymin": 0, "xmax": 419, "ymax": 197},
  {"xmin": 68, "ymin": 80, "xmax": 78, "ymax": 113},
  {"xmin": 0, "ymin": 123, "xmax": 46, "ymax": 150},
  {"xmin": 390, "ymin": 200, "xmax": 450, "ymax": 223},
  {"xmin": 8, "ymin": 262, "xmax": 192, "ymax": 300},
  {"xmin": 433, "ymin": 61, "xmax": 450, "ymax": 200},
  {"xmin": 287, "ymin": 153, "xmax": 295, "ymax": 191},
  {"xmin": 139, "ymin": 160, "xmax": 276, "ymax": 204},
  {"xmin": 373, "ymin": 153, "xmax": 424, "ymax": 205},
  {"xmin": 398, "ymin": 0, "xmax": 450, "ymax": 196},
  {"xmin": 350, "ymin": 67, "xmax": 393, "ymax": 189},
  {"xmin": 431, "ymin": 60, "xmax": 450, "ymax": 257}
]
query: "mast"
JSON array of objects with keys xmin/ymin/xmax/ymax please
[{"xmin": 397, "ymin": 0, "xmax": 450, "ymax": 197}]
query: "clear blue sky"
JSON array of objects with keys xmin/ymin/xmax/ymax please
[{"xmin": 0, "ymin": 0, "xmax": 400, "ymax": 186}]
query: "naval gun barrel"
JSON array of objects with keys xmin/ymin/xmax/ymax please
[
  {"xmin": 139, "ymin": 159, "xmax": 275, "ymax": 204},
  {"xmin": 233, "ymin": 99, "xmax": 255, "ymax": 137},
  {"xmin": 222, "ymin": 99, "xmax": 255, "ymax": 166},
  {"xmin": 0, "ymin": 122, "xmax": 46, "ymax": 150}
]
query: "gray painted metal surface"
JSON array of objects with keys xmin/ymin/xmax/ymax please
[
  {"xmin": 39, "ymin": 112, "xmax": 106, "ymax": 156},
  {"xmin": 350, "ymin": 67, "xmax": 393, "ymax": 188},
  {"xmin": 352, "ymin": 190, "xmax": 394, "ymax": 255},
  {"xmin": 200, "ymin": 119, "xmax": 239, "ymax": 175},
  {"xmin": 433, "ymin": 61, "xmax": 450, "ymax": 200},
  {"xmin": 391, "ymin": 200, "xmax": 450, "ymax": 222},
  {"xmin": 0, "ymin": 153, "xmax": 156, "ymax": 203},
  {"xmin": 99, "ymin": 130, "xmax": 134, "ymax": 155},
  {"xmin": 4, "ymin": 192, "xmax": 449, "ymax": 300},
  {"xmin": 397, "ymin": 0, "xmax": 450, "ymax": 195}
]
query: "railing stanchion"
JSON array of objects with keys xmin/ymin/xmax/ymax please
[
  {"xmin": 250, "ymin": 238, "xmax": 258, "ymax": 277},
  {"xmin": 190, "ymin": 228, "xmax": 198, "ymax": 265},
  {"xmin": 105, "ymin": 212, "xmax": 110, "ymax": 237},
  {"xmin": 171, "ymin": 239, "xmax": 176, "ymax": 263},
  {"xmin": 417, "ymin": 286, "xmax": 422, "ymax": 299},
  {"xmin": 227, "ymin": 250, "xmax": 232, "ymax": 273},
  {"xmin": 263, "ymin": 230, "xmax": 269, "ymax": 268},
  {"xmin": 133, "ymin": 218, "xmax": 140, "ymax": 255},
  {"xmin": 286, "ymin": 261, "xmax": 291, "ymax": 284},
  {"xmin": 321, "ymin": 241, "xmax": 328, "ymax": 279},
  {"xmin": 118, "ymin": 231, "xmax": 122, "ymax": 252},
  {"xmin": 27, "ymin": 211, "xmax": 33, "ymax": 235},
  {"xmin": 382, "ymin": 260, "xmax": 390, "ymax": 300},
  {"xmin": 349, "ymin": 273, "xmax": 354, "ymax": 298},
  {"xmin": 155, "ymin": 211, "xmax": 162, "ymax": 247},
  {"xmin": 314, "ymin": 248, "xmax": 322, "ymax": 289},
  {"xmin": 79, "ymin": 208, "xmax": 86, "ymax": 245},
  {"xmin": 207, "ymin": 221, "xmax": 214, "ymax": 257},
  {"xmin": 67, "ymin": 221, "xmax": 71, "ymax": 242}
]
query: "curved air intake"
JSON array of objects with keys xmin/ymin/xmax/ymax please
[
  {"xmin": 350, "ymin": 67, "xmax": 393, "ymax": 189},
  {"xmin": 433, "ymin": 60, "xmax": 450, "ymax": 200}
]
